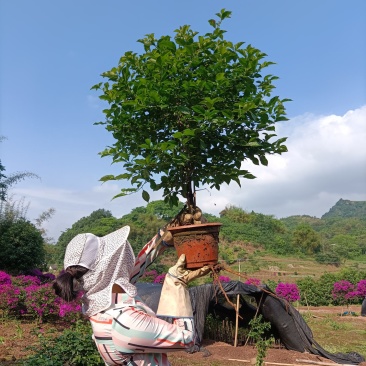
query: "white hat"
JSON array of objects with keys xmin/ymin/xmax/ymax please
[{"xmin": 63, "ymin": 226, "xmax": 137, "ymax": 316}]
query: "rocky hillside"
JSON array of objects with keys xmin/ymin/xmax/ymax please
[{"xmin": 321, "ymin": 198, "xmax": 366, "ymax": 219}]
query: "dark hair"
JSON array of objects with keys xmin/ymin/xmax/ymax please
[{"xmin": 53, "ymin": 265, "xmax": 89, "ymax": 302}]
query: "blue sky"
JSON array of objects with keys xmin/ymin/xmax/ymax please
[{"xmin": 1, "ymin": 1, "xmax": 365, "ymax": 242}]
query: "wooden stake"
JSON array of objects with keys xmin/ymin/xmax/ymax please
[
  {"xmin": 227, "ymin": 359, "xmax": 348, "ymax": 366},
  {"xmin": 228, "ymin": 360, "xmax": 297, "ymax": 365},
  {"xmin": 234, "ymin": 294, "xmax": 240, "ymax": 347},
  {"xmin": 296, "ymin": 359, "xmax": 355, "ymax": 366},
  {"xmin": 228, "ymin": 359, "xmax": 250, "ymax": 363}
]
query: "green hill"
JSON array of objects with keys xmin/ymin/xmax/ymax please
[
  {"xmin": 321, "ymin": 198, "xmax": 366, "ymax": 219},
  {"xmin": 54, "ymin": 199, "xmax": 366, "ymax": 270}
]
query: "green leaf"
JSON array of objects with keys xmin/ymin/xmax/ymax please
[
  {"xmin": 276, "ymin": 137, "xmax": 288, "ymax": 144},
  {"xmin": 192, "ymin": 105, "xmax": 205, "ymax": 114},
  {"xmin": 182, "ymin": 128, "xmax": 195, "ymax": 136},
  {"xmin": 90, "ymin": 82, "xmax": 102, "ymax": 91},
  {"xmin": 208, "ymin": 19, "xmax": 216, "ymax": 27},
  {"xmin": 259, "ymin": 155, "xmax": 268, "ymax": 166},
  {"xmin": 216, "ymin": 73, "xmax": 225, "ymax": 81},
  {"xmin": 245, "ymin": 173, "xmax": 256, "ymax": 179},
  {"xmin": 100, "ymin": 175, "xmax": 116, "ymax": 182},
  {"xmin": 245, "ymin": 142, "xmax": 261, "ymax": 147},
  {"xmin": 142, "ymin": 190, "xmax": 150, "ymax": 202},
  {"xmin": 113, "ymin": 188, "xmax": 138, "ymax": 199},
  {"xmin": 177, "ymin": 106, "xmax": 191, "ymax": 114},
  {"xmin": 173, "ymin": 131, "xmax": 183, "ymax": 139},
  {"xmin": 115, "ymin": 173, "xmax": 132, "ymax": 180}
]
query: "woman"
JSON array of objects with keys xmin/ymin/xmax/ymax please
[{"xmin": 53, "ymin": 225, "xmax": 209, "ymax": 365}]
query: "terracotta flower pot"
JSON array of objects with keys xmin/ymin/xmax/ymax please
[{"xmin": 168, "ymin": 223, "xmax": 222, "ymax": 269}]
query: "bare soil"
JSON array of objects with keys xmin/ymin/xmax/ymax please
[{"xmin": 0, "ymin": 306, "xmax": 365, "ymax": 366}]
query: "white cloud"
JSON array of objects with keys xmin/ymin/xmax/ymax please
[
  {"xmin": 11, "ymin": 183, "xmax": 163, "ymax": 242},
  {"xmin": 9, "ymin": 105, "xmax": 366, "ymax": 241},
  {"xmin": 198, "ymin": 105, "xmax": 366, "ymax": 218}
]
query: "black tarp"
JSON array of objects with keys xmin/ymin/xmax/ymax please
[
  {"xmin": 136, "ymin": 281, "xmax": 365, "ymax": 365},
  {"xmin": 361, "ymin": 298, "xmax": 366, "ymax": 317}
]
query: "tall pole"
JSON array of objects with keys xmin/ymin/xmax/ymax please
[
  {"xmin": 238, "ymin": 259, "xmax": 241, "ymax": 281},
  {"xmin": 234, "ymin": 294, "xmax": 240, "ymax": 347}
]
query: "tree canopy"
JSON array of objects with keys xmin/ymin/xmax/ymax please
[
  {"xmin": 93, "ymin": 9, "xmax": 289, "ymax": 207},
  {"xmin": 0, "ymin": 219, "xmax": 45, "ymax": 274}
]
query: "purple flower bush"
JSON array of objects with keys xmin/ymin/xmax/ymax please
[
  {"xmin": 140, "ymin": 270, "xmax": 159, "ymax": 283},
  {"xmin": 0, "ymin": 283, "xmax": 21, "ymax": 316},
  {"xmin": 0, "ymin": 271, "xmax": 11, "ymax": 285},
  {"xmin": 332, "ymin": 280, "xmax": 355, "ymax": 305},
  {"xmin": 0, "ymin": 270, "xmax": 82, "ymax": 322},
  {"xmin": 356, "ymin": 279, "xmax": 366, "ymax": 298},
  {"xmin": 245, "ymin": 278, "xmax": 261, "ymax": 286},
  {"xmin": 25, "ymin": 269, "xmax": 56, "ymax": 283},
  {"xmin": 12, "ymin": 275, "xmax": 41, "ymax": 287},
  {"xmin": 58, "ymin": 293, "xmax": 82, "ymax": 320},
  {"xmin": 24, "ymin": 284, "xmax": 58, "ymax": 322},
  {"xmin": 275, "ymin": 282, "xmax": 301, "ymax": 303},
  {"xmin": 218, "ymin": 275, "xmax": 231, "ymax": 283},
  {"xmin": 153, "ymin": 274, "xmax": 166, "ymax": 284},
  {"xmin": 330, "ymin": 279, "xmax": 366, "ymax": 307}
]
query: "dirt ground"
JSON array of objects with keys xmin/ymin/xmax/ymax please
[
  {"xmin": 168, "ymin": 342, "xmax": 366, "ymax": 366},
  {"xmin": 0, "ymin": 306, "xmax": 365, "ymax": 366}
]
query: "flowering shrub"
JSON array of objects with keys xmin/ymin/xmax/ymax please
[
  {"xmin": 12, "ymin": 275, "xmax": 41, "ymax": 287},
  {"xmin": 218, "ymin": 276, "xmax": 231, "ymax": 283},
  {"xmin": 0, "ymin": 284, "xmax": 21, "ymax": 316},
  {"xmin": 245, "ymin": 278, "xmax": 261, "ymax": 286},
  {"xmin": 58, "ymin": 300, "xmax": 82, "ymax": 318},
  {"xmin": 332, "ymin": 280, "xmax": 355, "ymax": 306},
  {"xmin": 26, "ymin": 269, "xmax": 56, "ymax": 283},
  {"xmin": 275, "ymin": 282, "xmax": 300, "ymax": 303},
  {"xmin": 138, "ymin": 269, "xmax": 169, "ymax": 284},
  {"xmin": 0, "ymin": 270, "xmax": 82, "ymax": 322},
  {"xmin": 153, "ymin": 274, "xmax": 166, "ymax": 284},
  {"xmin": 140, "ymin": 270, "xmax": 158, "ymax": 283},
  {"xmin": 0, "ymin": 271, "xmax": 11, "ymax": 285},
  {"xmin": 356, "ymin": 279, "xmax": 366, "ymax": 298},
  {"xmin": 24, "ymin": 283, "xmax": 60, "ymax": 322}
]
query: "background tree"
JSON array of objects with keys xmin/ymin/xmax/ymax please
[
  {"xmin": 292, "ymin": 224, "xmax": 321, "ymax": 255},
  {"xmin": 329, "ymin": 234, "xmax": 360, "ymax": 260},
  {"xmin": 93, "ymin": 9, "xmax": 289, "ymax": 208},
  {"xmin": 56, "ymin": 209, "xmax": 123, "ymax": 263},
  {"xmin": 0, "ymin": 219, "xmax": 45, "ymax": 274},
  {"xmin": 54, "ymin": 199, "xmax": 366, "ymax": 270},
  {"xmin": 35, "ymin": 208, "xmax": 56, "ymax": 244},
  {"xmin": 145, "ymin": 200, "xmax": 184, "ymax": 221}
]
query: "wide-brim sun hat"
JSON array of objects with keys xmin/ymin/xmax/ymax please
[{"xmin": 63, "ymin": 226, "xmax": 137, "ymax": 316}]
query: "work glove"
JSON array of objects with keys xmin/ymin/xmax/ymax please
[
  {"xmin": 156, "ymin": 254, "xmax": 211, "ymax": 318},
  {"xmin": 168, "ymin": 254, "xmax": 210, "ymax": 284}
]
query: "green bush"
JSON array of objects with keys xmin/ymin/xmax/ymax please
[
  {"xmin": 23, "ymin": 320, "xmax": 104, "ymax": 366},
  {"xmin": 0, "ymin": 219, "xmax": 45, "ymax": 274},
  {"xmin": 297, "ymin": 269, "xmax": 366, "ymax": 306}
]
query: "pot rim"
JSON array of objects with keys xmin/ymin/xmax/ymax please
[{"xmin": 167, "ymin": 222, "xmax": 222, "ymax": 233}]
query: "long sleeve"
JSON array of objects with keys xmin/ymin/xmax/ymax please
[{"xmin": 129, "ymin": 233, "xmax": 170, "ymax": 285}]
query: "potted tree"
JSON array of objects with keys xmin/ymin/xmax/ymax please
[{"xmin": 92, "ymin": 9, "xmax": 289, "ymax": 268}]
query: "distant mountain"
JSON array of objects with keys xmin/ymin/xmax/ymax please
[
  {"xmin": 321, "ymin": 199, "xmax": 366, "ymax": 219},
  {"xmin": 280, "ymin": 215, "xmax": 322, "ymax": 230}
]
